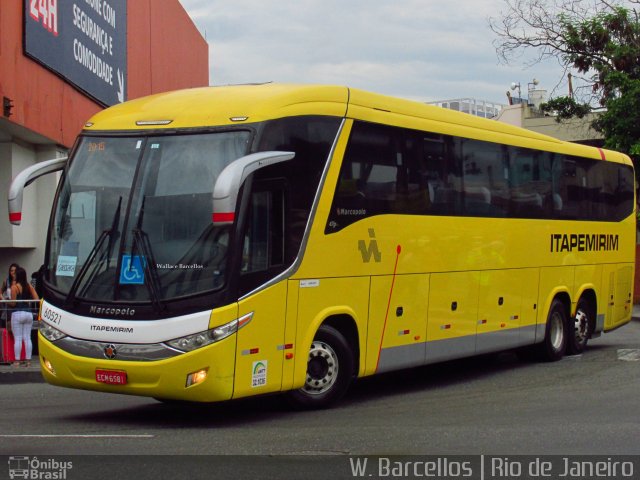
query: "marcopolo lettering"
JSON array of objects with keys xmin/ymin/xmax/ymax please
[
  {"xmin": 550, "ymin": 234, "xmax": 619, "ymax": 253},
  {"xmin": 337, "ymin": 208, "xmax": 367, "ymax": 216},
  {"xmin": 89, "ymin": 305, "xmax": 136, "ymax": 316}
]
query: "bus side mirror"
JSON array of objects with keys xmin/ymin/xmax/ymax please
[
  {"xmin": 8, "ymin": 156, "xmax": 68, "ymax": 225},
  {"xmin": 212, "ymin": 151, "xmax": 294, "ymax": 224}
]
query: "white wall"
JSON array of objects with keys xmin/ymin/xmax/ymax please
[
  {"xmin": 493, "ymin": 104, "xmax": 525, "ymax": 127},
  {"xmin": 0, "ymin": 139, "xmax": 65, "ymax": 280}
]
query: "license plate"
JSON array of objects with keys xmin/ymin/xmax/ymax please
[{"xmin": 96, "ymin": 369, "xmax": 127, "ymax": 385}]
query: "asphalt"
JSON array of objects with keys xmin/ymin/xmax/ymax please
[{"xmin": 3, "ymin": 306, "xmax": 640, "ymax": 385}]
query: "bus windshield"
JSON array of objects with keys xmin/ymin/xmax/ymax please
[{"xmin": 48, "ymin": 131, "xmax": 251, "ymax": 303}]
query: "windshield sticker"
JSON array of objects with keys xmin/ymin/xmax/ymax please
[
  {"xmin": 156, "ymin": 263, "xmax": 204, "ymax": 270},
  {"xmin": 251, "ymin": 360, "xmax": 267, "ymax": 388},
  {"xmin": 56, "ymin": 256, "xmax": 77, "ymax": 277},
  {"xmin": 136, "ymin": 140, "xmax": 142, "ymax": 149},
  {"xmin": 151, "ymin": 143, "xmax": 160, "ymax": 149},
  {"xmin": 119, "ymin": 255, "xmax": 146, "ymax": 285}
]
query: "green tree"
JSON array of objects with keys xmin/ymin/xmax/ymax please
[{"xmin": 490, "ymin": 0, "xmax": 640, "ymax": 166}]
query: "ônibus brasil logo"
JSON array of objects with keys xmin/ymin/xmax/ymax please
[{"xmin": 8, "ymin": 456, "xmax": 72, "ymax": 479}]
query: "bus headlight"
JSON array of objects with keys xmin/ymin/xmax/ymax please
[
  {"xmin": 40, "ymin": 323, "xmax": 67, "ymax": 342},
  {"xmin": 166, "ymin": 323, "xmax": 236, "ymax": 352},
  {"xmin": 165, "ymin": 313, "xmax": 253, "ymax": 353}
]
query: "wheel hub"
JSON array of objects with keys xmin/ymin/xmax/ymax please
[
  {"xmin": 302, "ymin": 340, "xmax": 339, "ymax": 395},
  {"xmin": 550, "ymin": 311, "xmax": 564, "ymax": 351},
  {"xmin": 574, "ymin": 309, "xmax": 589, "ymax": 343}
]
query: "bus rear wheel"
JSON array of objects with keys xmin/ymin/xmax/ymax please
[
  {"xmin": 536, "ymin": 298, "xmax": 568, "ymax": 362},
  {"xmin": 567, "ymin": 297, "xmax": 594, "ymax": 355},
  {"xmin": 286, "ymin": 324, "xmax": 354, "ymax": 409}
]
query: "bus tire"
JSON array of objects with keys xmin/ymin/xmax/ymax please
[
  {"xmin": 567, "ymin": 297, "xmax": 594, "ymax": 355},
  {"xmin": 536, "ymin": 298, "xmax": 568, "ymax": 362},
  {"xmin": 286, "ymin": 324, "xmax": 354, "ymax": 409}
]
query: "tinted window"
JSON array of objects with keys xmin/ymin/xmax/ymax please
[
  {"xmin": 424, "ymin": 133, "xmax": 463, "ymax": 216},
  {"xmin": 254, "ymin": 116, "xmax": 341, "ymax": 261},
  {"xmin": 461, "ymin": 139, "xmax": 508, "ymax": 217},
  {"xmin": 326, "ymin": 121, "xmax": 634, "ymax": 233},
  {"xmin": 508, "ymin": 148, "xmax": 554, "ymax": 218},
  {"xmin": 327, "ymin": 122, "xmax": 433, "ymax": 232}
]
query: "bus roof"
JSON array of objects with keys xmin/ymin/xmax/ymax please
[{"xmin": 83, "ymin": 83, "xmax": 631, "ymax": 166}]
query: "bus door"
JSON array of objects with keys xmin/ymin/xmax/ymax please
[{"xmin": 233, "ymin": 179, "xmax": 289, "ymax": 398}]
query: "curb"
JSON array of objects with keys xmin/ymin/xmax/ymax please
[{"xmin": 0, "ymin": 366, "xmax": 44, "ymax": 384}]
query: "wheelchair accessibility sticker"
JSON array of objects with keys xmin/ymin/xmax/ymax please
[{"xmin": 119, "ymin": 255, "xmax": 146, "ymax": 285}]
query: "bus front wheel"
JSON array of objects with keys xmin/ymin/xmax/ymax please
[
  {"xmin": 287, "ymin": 324, "xmax": 354, "ymax": 409},
  {"xmin": 536, "ymin": 299, "xmax": 568, "ymax": 362}
]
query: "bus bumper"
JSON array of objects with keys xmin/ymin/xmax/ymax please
[{"xmin": 37, "ymin": 332, "xmax": 236, "ymax": 402}]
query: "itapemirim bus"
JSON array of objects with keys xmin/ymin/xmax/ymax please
[{"xmin": 9, "ymin": 84, "xmax": 635, "ymax": 408}]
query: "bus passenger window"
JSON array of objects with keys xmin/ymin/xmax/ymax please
[
  {"xmin": 326, "ymin": 122, "xmax": 433, "ymax": 232},
  {"xmin": 611, "ymin": 164, "xmax": 635, "ymax": 221},
  {"xmin": 557, "ymin": 156, "xmax": 587, "ymax": 220},
  {"xmin": 423, "ymin": 134, "xmax": 463, "ymax": 216},
  {"xmin": 461, "ymin": 139, "xmax": 508, "ymax": 217},
  {"xmin": 394, "ymin": 134, "xmax": 431, "ymax": 215},
  {"xmin": 508, "ymin": 148, "xmax": 552, "ymax": 218},
  {"xmin": 326, "ymin": 122, "xmax": 396, "ymax": 231}
]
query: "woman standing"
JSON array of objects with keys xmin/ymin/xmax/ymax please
[
  {"xmin": 1, "ymin": 263, "xmax": 18, "ymax": 330},
  {"xmin": 9, "ymin": 267, "xmax": 39, "ymax": 367},
  {"xmin": 1, "ymin": 263, "xmax": 18, "ymax": 299}
]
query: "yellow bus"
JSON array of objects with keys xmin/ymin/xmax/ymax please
[{"xmin": 10, "ymin": 84, "xmax": 635, "ymax": 408}]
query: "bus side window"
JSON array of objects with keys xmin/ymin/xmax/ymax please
[
  {"xmin": 557, "ymin": 155, "xmax": 587, "ymax": 220},
  {"xmin": 425, "ymin": 134, "xmax": 464, "ymax": 216},
  {"xmin": 461, "ymin": 138, "xmax": 507, "ymax": 217},
  {"xmin": 586, "ymin": 159, "xmax": 634, "ymax": 222},
  {"xmin": 326, "ymin": 122, "xmax": 433, "ymax": 232},
  {"xmin": 612, "ymin": 163, "xmax": 635, "ymax": 221},
  {"xmin": 238, "ymin": 181, "xmax": 286, "ymax": 296},
  {"xmin": 326, "ymin": 122, "xmax": 396, "ymax": 231},
  {"xmin": 508, "ymin": 147, "xmax": 552, "ymax": 218},
  {"xmin": 394, "ymin": 132, "xmax": 431, "ymax": 215}
]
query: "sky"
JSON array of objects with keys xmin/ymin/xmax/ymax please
[{"xmin": 177, "ymin": 0, "xmax": 568, "ymax": 106}]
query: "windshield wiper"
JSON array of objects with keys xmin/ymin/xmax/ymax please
[
  {"xmin": 130, "ymin": 196, "xmax": 166, "ymax": 313},
  {"xmin": 65, "ymin": 197, "xmax": 122, "ymax": 306}
]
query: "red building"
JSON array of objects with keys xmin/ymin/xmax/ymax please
[{"xmin": 0, "ymin": 0, "xmax": 209, "ymax": 275}]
